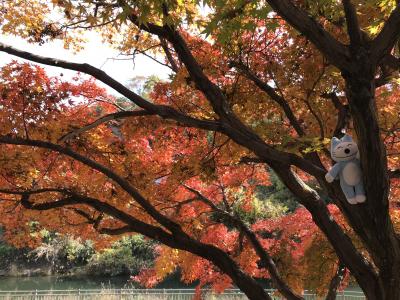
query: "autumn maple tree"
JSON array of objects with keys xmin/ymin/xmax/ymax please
[{"xmin": 2, "ymin": 0, "xmax": 400, "ymax": 299}]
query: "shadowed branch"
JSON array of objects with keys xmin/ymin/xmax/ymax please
[
  {"xmin": 342, "ymin": 0, "xmax": 362, "ymax": 50},
  {"xmin": 266, "ymin": 0, "xmax": 350, "ymax": 71},
  {"xmin": 371, "ymin": 5, "xmax": 400, "ymax": 64}
]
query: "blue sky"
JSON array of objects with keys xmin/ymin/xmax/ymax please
[{"xmin": 0, "ymin": 32, "xmax": 171, "ymax": 96}]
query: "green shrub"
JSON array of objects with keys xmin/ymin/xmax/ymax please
[
  {"xmin": 86, "ymin": 235, "xmax": 155, "ymax": 276},
  {"xmin": 29, "ymin": 233, "xmax": 95, "ymax": 272}
]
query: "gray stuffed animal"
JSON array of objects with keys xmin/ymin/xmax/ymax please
[{"xmin": 325, "ymin": 134, "xmax": 366, "ymax": 205}]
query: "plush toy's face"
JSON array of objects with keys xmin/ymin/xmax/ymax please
[{"xmin": 331, "ymin": 135, "xmax": 359, "ymax": 162}]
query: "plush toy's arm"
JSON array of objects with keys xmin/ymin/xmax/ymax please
[{"xmin": 325, "ymin": 163, "xmax": 342, "ymax": 183}]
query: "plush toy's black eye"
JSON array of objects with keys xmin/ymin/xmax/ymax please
[{"xmin": 344, "ymin": 148, "xmax": 350, "ymax": 154}]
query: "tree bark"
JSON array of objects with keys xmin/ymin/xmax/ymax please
[
  {"xmin": 325, "ymin": 262, "xmax": 346, "ymax": 300},
  {"xmin": 343, "ymin": 64, "xmax": 400, "ymax": 299},
  {"xmin": 272, "ymin": 165, "xmax": 382, "ymax": 299}
]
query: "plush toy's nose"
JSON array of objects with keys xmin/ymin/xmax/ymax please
[{"xmin": 344, "ymin": 148, "xmax": 350, "ymax": 154}]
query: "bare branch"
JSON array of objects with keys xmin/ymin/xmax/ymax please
[
  {"xmin": 132, "ymin": 48, "xmax": 174, "ymax": 70},
  {"xmin": 160, "ymin": 38, "xmax": 179, "ymax": 72},
  {"xmin": 304, "ymin": 66, "xmax": 327, "ymax": 139},
  {"xmin": 68, "ymin": 207, "xmax": 133, "ymax": 235},
  {"xmin": 59, "ymin": 110, "xmax": 154, "ymax": 142},
  {"xmin": 230, "ymin": 61, "xmax": 305, "ymax": 136},
  {"xmin": 342, "ymin": 0, "xmax": 362, "ymax": 50},
  {"xmin": 302, "ymin": 98, "xmax": 325, "ymax": 139},
  {"xmin": 321, "ymin": 93, "xmax": 350, "ymax": 137}
]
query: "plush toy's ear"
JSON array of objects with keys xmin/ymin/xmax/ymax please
[
  {"xmin": 331, "ymin": 137, "xmax": 340, "ymax": 153},
  {"xmin": 341, "ymin": 134, "xmax": 353, "ymax": 143}
]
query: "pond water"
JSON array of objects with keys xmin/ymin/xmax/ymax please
[
  {"xmin": 0, "ymin": 275, "xmax": 363, "ymax": 294},
  {"xmin": 0, "ymin": 276, "xmax": 134, "ymax": 291},
  {"xmin": 0, "ymin": 274, "xmax": 193, "ymax": 291}
]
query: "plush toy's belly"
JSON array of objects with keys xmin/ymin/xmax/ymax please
[{"xmin": 342, "ymin": 162, "xmax": 361, "ymax": 186}]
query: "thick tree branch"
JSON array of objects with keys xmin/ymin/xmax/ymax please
[
  {"xmin": 183, "ymin": 185, "xmax": 303, "ymax": 300},
  {"xmin": 342, "ymin": 0, "xmax": 362, "ymax": 50},
  {"xmin": 266, "ymin": 0, "xmax": 350, "ymax": 71},
  {"xmin": 4, "ymin": 189, "xmax": 172, "ymax": 240},
  {"xmin": 325, "ymin": 262, "xmax": 346, "ymax": 300},
  {"xmin": 19, "ymin": 193, "xmax": 146, "ymax": 231},
  {"xmin": 163, "ymin": 29, "xmax": 232, "ymax": 119},
  {"xmin": 125, "ymin": 13, "xmax": 167, "ymax": 37},
  {"xmin": 371, "ymin": 5, "xmax": 400, "ymax": 64},
  {"xmin": 344, "ymin": 73, "xmax": 399, "ymax": 278},
  {"xmin": 0, "ymin": 188, "xmax": 70, "ymax": 195},
  {"xmin": 0, "ymin": 9, "xmax": 328, "ymax": 181},
  {"xmin": 0, "ymin": 43, "xmax": 221, "ymax": 133},
  {"xmin": 164, "ymin": 33, "xmax": 326, "ymax": 173},
  {"xmin": 239, "ymin": 156, "xmax": 264, "ymax": 164},
  {"xmin": 321, "ymin": 93, "xmax": 350, "ymax": 137},
  {"xmin": 128, "ymin": 4, "xmax": 238, "ymax": 127},
  {"xmin": 271, "ymin": 164, "xmax": 380, "ymax": 296},
  {"xmin": 155, "ymin": 27, "xmax": 328, "ymax": 178},
  {"xmin": 160, "ymin": 38, "xmax": 179, "ymax": 73},
  {"xmin": 119, "ymin": 16, "xmax": 327, "ymax": 178}
]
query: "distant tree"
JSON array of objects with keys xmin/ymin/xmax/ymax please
[
  {"xmin": 86, "ymin": 235, "xmax": 155, "ymax": 277},
  {"xmin": 257, "ymin": 170, "xmax": 299, "ymax": 213}
]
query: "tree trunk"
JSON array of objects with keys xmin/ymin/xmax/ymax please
[
  {"xmin": 272, "ymin": 166, "xmax": 382, "ymax": 299},
  {"xmin": 343, "ymin": 61, "xmax": 400, "ymax": 299},
  {"xmin": 325, "ymin": 263, "xmax": 346, "ymax": 300}
]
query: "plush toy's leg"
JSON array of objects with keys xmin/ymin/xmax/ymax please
[
  {"xmin": 355, "ymin": 183, "xmax": 366, "ymax": 203},
  {"xmin": 340, "ymin": 182, "xmax": 357, "ymax": 205}
]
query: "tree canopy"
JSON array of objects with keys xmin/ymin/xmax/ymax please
[{"xmin": 1, "ymin": 1, "xmax": 400, "ymax": 299}]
